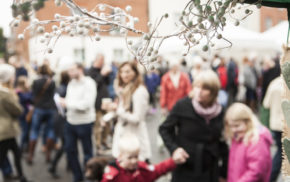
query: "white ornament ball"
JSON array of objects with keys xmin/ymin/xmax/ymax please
[
  {"xmin": 84, "ymin": 22, "xmax": 90, "ymax": 29},
  {"xmin": 56, "ymin": 30, "xmax": 62, "ymax": 35},
  {"xmin": 18, "ymin": 34, "xmax": 24, "ymax": 40},
  {"xmin": 133, "ymin": 17, "xmax": 139, "ymax": 23},
  {"xmin": 40, "ymin": 37, "xmax": 45, "ymax": 43},
  {"xmin": 13, "ymin": 20, "xmax": 20, "ymax": 27},
  {"xmin": 69, "ymin": 17, "xmax": 74, "ymax": 23},
  {"xmin": 55, "ymin": 0, "xmax": 62, "ymax": 6},
  {"xmin": 77, "ymin": 29, "xmax": 84, "ymax": 35},
  {"xmin": 125, "ymin": 5, "xmax": 132, "ymax": 12},
  {"xmin": 95, "ymin": 34, "xmax": 101, "ymax": 41},
  {"xmin": 60, "ymin": 21, "xmax": 66, "ymax": 28},
  {"xmin": 47, "ymin": 48, "xmax": 53, "ymax": 54},
  {"xmin": 128, "ymin": 40, "xmax": 133, "ymax": 45},
  {"xmin": 65, "ymin": 26, "xmax": 71, "ymax": 33},
  {"xmin": 69, "ymin": 32, "xmax": 74, "ymax": 37},
  {"xmin": 32, "ymin": 18, "xmax": 39, "ymax": 24},
  {"xmin": 37, "ymin": 26, "xmax": 45, "ymax": 33},
  {"xmin": 74, "ymin": 15, "xmax": 80, "ymax": 22},
  {"xmin": 99, "ymin": 5, "xmax": 105, "ymax": 11},
  {"xmin": 52, "ymin": 25, "xmax": 58, "ymax": 31},
  {"xmin": 78, "ymin": 21, "xmax": 84, "ymax": 28},
  {"xmin": 54, "ymin": 13, "xmax": 61, "ymax": 19},
  {"xmin": 93, "ymin": 27, "xmax": 99, "ymax": 33},
  {"xmin": 44, "ymin": 32, "xmax": 50, "ymax": 38}
]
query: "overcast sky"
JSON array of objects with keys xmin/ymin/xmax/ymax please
[{"xmin": 0, "ymin": 1, "xmax": 13, "ymax": 37}]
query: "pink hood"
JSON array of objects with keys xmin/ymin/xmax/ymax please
[{"xmin": 227, "ymin": 126, "xmax": 273, "ymax": 182}]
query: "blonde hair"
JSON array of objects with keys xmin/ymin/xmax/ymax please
[
  {"xmin": 224, "ymin": 103, "xmax": 259, "ymax": 145},
  {"xmin": 190, "ymin": 69, "xmax": 220, "ymax": 105},
  {"xmin": 118, "ymin": 134, "xmax": 140, "ymax": 156}
]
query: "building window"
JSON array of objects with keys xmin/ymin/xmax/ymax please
[
  {"xmin": 74, "ymin": 48, "xmax": 85, "ymax": 63},
  {"xmin": 264, "ymin": 17, "xmax": 272, "ymax": 31},
  {"xmin": 113, "ymin": 48, "xmax": 123, "ymax": 61}
]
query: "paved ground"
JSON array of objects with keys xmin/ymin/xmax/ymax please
[{"xmin": 0, "ymin": 107, "xmax": 283, "ymax": 182}]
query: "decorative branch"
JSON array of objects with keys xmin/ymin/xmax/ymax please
[{"xmin": 12, "ymin": 0, "xmax": 262, "ymax": 70}]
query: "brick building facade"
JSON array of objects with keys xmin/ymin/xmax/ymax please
[{"xmin": 260, "ymin": 6, "xmax": 287, "ymax": 32}]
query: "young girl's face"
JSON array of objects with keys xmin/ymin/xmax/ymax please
[
  {"xmin": 119, "ymin": 150, "xmax": 139, "ymax": 170},
  {"xmin": 227, "ymin": 120, "xmax": 247, "ymax": 141}
]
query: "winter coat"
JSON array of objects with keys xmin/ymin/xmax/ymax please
[
  {"xmin": 160, "ymin": 72, "xmax": 191, "ymax": 111},
  {"xmin": 112, "ymin": 85, "xmax": 151, "ymax": 161},
  {"xmin": 217, "ymin": 65, "xmax": 228, "ymax": 90},
  {"xmin": 88, "ymin": 67, "xmax": 110, "ymax": 110},
  {"xmin": 144, "ymin": 73, "xmax": 160, "ymax": 94},
  {"xmin": 16, "ymin": 90, "xmax": 32, "ymax": 121},
  {"xmin": 227, "ymin": 126, "xmax": 272, "ymax": 182},
  {"xmin": 0, "ymin": 87, "xmax": 23, "ymax": 141},
  {"xmin": 32, "ymin": 76, "xmax": 56, "ymax": 109},
  {"xmin": 159, "ymin": 97, "xmax": 228, "ymax": 182},
  {"xmin": 101, "ymin": 158, "xmax": 176, "ymax": 182},
  {"xmin": 263, "ymin": 77, "xmax": 283, "ymax": 131}
]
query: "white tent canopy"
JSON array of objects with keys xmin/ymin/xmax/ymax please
[
  {"xmin": 261, "ymin": 21, "xmax": 289, "ymax": 49},
  {"xmin": 159, "ymin": 23, "xmax": 278, "ymax": 62}
]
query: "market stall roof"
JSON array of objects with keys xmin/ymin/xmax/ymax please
[{"xmin": 261, "ymin": 21, "xmax": 289, "ymax": 47}]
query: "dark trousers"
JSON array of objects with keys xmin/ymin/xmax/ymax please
[
  {"xmin": 65, "ymin": 122, "xmax": 93, "ymax": 182},
  {"xmin": 0, "ymin": 156, "xmax": 12, "ymax": 176},
  {"xmin": 0, "ymin": 138, "xmax": 23, "ymax": 178},
  {"xmin": 270, "ymin": 131, "xmax": 282, "ymax": 182}
]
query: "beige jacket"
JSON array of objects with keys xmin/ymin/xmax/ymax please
[
  {"xmin": 0, "ymin": 86, "xmax": 22, "ymax": 141},
  {"xmin": 112, "ymin": 85, "xmax": 152, "ymax": 161}
]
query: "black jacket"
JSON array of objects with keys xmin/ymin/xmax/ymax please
[
  {"xmin": 159, "ymin": 97, "xmax": 228, "ymax": 182},
  {"xmin": 88, "ymin": 67, "xmax": 109, "ymax": 110},
  {"xmin": 32, "ymin": 76, "xmax": 56, "ymax": 109}
]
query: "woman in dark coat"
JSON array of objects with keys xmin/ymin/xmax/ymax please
[{"xmin": 159, "ymin": 70, "xmax": 228, "ymax": 182}]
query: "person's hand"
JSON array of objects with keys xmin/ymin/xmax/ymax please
[
  {"xmin": 219, "ymin": 177, "xmax": 227, "ymax": 182},
  {"xmin": 172, "ymin": 147, "xmax": 189, "ymax": 165},
  {"xmin": 161, "ymin": 108, "xmax": 168, "ymax": 116},
  {"xmin": 101, "ymin": 66, "xmax": 112, "ymax": 76},
  {"xmin": 59, "ymin": 97, "xmax": 66, "ymax": 108}
]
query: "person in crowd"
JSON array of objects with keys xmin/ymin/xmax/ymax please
[
  {"xmin": 27, "ymin": 64, "xmax": 56, "ymax": 164},
  {"xmin": 101, "ymin": 134, "xmax": 185, "ymax": 182},
  {"xmin": 15, "ymin": 76, "xmax": 32, "ymax": 153},
  {"xmin": 261, "ymin": 57, "xmax": 280, "ymax": 102},
  {"xmin": 226, "ymin": 58, "xmax": 239, "ymax": 106},
  {"xmin": 160, "ymin": 59, "xmax": 191, "ymax": 115},
  {"xmin": 107, "ymin": 61, "xmax": 118, "ymax": 100},
  {"xmin": 88, "ymin": 54, "xmax": 111, "ymax": 154},
  {"xmin": 263, "ymin": 77, "xmax": 283, "ymax": 182},
  {"xmin": 59, "ymin": 63, "xmax": 96, "ymax": 182},
  {"xmin": 216, "ymin": 57, "xmax": 228, "ymax": 107},
  {"xmin": 157, "ymin": 56, "xmax": 169, "ymax": 78},
  {"xmin": 8, "ymin": 56, "xmax": 28, "ymax": 85},
  {"xmin": 144, "ymin": 69, "xmax": 160, "ymax": 113},
  {"xmin": 243, "ymin": 57, "xmax": 258, "ymax": 112},
  {"xmin": 0, "ymin": 64, "xmax": 31, "ymax": 182},
  {"xmin": 1, "ymin": 157, "xmax": 17, "ymax": 181},
  {"xmin": 105, "ymin": 61, "xmax": 151, "ymax": 162},
  {"xmin": 48, "ymin": 71, "xmax": 70, "ymax": 178},
  {"xmin": 225, "ymin": 103, "xmax": 272, "ymax": 182},
  {"xmin": 159, "ymin": 70, "xmax": 228, "ymax": 182},
  {"xmin": 189, "ymin": 56, "xmax": 203, "ymax": 82}
]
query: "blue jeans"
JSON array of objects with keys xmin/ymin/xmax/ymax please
[
  {"xmin": 0, "ymin": 157, "xmax": 12, "ymax": 176},
  {"xmin": 65, "ymin": 122, "xmax": 93, "ymax": 182},
  {"xmin": 19, "ymin": 119, "xmax": 30, "ymax": 150},
  {"xmin": 30, "ymin": 108, "xmax": 55, "ymax": 141},
  {"xmin": 270, "ymin": 131, "xmax": 282, "ymax": 182}
]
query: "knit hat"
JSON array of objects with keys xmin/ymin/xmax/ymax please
[{"xmin": 0, "ymin": 64, "xmax": 15, "ymax": 83}]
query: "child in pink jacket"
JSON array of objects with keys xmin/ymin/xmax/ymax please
[{"xmin": 225, "ymin": 103, "xmax": 273, "ymax": 182}]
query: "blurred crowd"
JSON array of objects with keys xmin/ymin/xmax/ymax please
[{"xmin": 0, "ymin": 52, "xmax": 283, "ymax": 182}]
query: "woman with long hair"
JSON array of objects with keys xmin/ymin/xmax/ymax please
[
  {"xmin": 110, "ymin": 61, "xmax": 151, "ymax": 161},
  {"xmin": 27, "ymin": 64, "xmax": 56, "ymax": 164},
  {"xmin": 224, "ymin": 103, "xmax": 272, "ymax": 182}
]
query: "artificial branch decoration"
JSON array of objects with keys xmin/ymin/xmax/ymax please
[{"xmin": 11, "ymin": 0, "xmax": 261, "ymax": 70}]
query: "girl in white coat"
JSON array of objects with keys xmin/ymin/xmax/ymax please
[{"xmin": 111, "ymin": 61, "xmax": 151, "ymax": 161}]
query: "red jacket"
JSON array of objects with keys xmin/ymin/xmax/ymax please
[
  {"xmin": 160, "ymin": 72, "xmax": 191, "ymax": 111},
  {"xmin": 217, "ymin": 66, "xmax": 228, "ymax": 90},
  {"xmin": 101, "ymin": 158, "xmax": 176, "ymax": 182}
]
